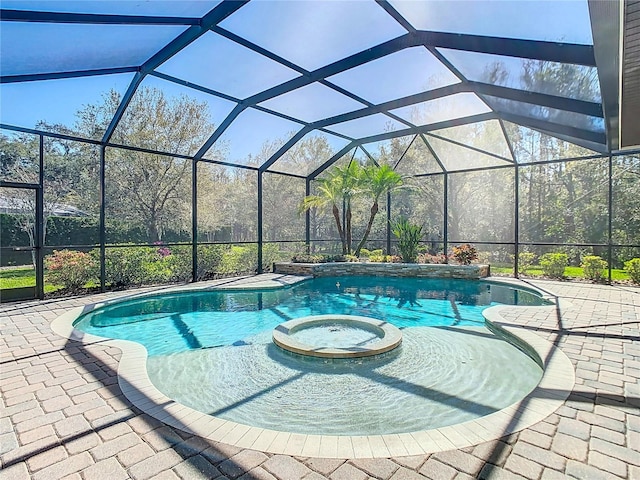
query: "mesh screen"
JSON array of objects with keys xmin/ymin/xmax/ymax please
[
  {"xmin": 448, "ymin": 168, "xmax": 515, "ymax": 243},
  {"xmin": 105, "ymin": 147, "xmax": 192, "ymax": 244},
  {"xmin": 262, "ymin": 172, "xmax": 305, "ymax": 242},
  {"xmin": 197, "ymin": 163, "xmax": 257, "ymax": 243},
  {"xmin": 518, "ymin": 158, "xmax": 608, "ymax": 244},
  {"xmin": 44, "ymin": 138, "xmax": 99, "ymax": 246}
]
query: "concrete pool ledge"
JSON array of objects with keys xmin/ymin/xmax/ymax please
[{"xmin": 50, "ymin": 275, "xmax": 576, "ymax": 459}]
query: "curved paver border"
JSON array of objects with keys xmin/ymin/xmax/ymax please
[{"xmin": 50, "ymin": 275, "xmax": 576, "ymax": 458}]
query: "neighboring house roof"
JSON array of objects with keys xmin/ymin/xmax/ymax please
[{"xmin": 0, "ymin": 196, "xmax": 90, "ymax": 217}]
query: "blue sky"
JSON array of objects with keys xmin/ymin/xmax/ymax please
[{"xmin": 0, "ymin": 0, "xmax": 595, "ymax": 164}]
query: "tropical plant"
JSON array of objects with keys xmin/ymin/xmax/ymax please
[
  {"xmin": 452, "ymin": 244, "xmax": 478, "ymax": 265},
  {"xmin": 624, "ymin": 258, "xmax": 640, "ymax": 284},
  {"xmin": 392, "ymin": 217, "xmax": 423, "ymax": 263},
  {"xmin": 581, "ymin": 255, "xmax": 607, "ymax": 282},
  {"xmin": 539, "ymin": 252, "xmax": 568, "ymax": 278},
  {"xmin": 417, "ymin": 253, "xmax": 448, "ymax": 264},
  {"xmin": 300, "ymin": 163, "xmax": 404, "ymax": 256},
  {"xmin": 300, "ymin": 162, "xmax": 360, "ymax": 255},
  {"xmin": 354, "ymin": 164, "xmax": 403, "ymax": 256}
]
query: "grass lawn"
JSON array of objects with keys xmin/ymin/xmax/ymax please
[
  {"xmin": 0, "ymin": 266, "xmax": 61, "ymax": 293},
  {"xmin": 1, "ymin": 264, "xmax": 634, "ymax": 296},
  {"xmin": 491, "ymin": 265, "xmax": 631, "ymax": 281}
]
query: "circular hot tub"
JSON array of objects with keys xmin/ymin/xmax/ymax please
[{"xmin": 272, "ymin": 314, "xmax": 402, "ymax": 358}]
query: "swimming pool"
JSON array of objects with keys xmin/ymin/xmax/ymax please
[{"xmin": 73, "ymin": 276, "xmax": 551, "ymax": 435}]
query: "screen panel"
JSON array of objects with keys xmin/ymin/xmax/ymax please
[
  {"xmin": 1, "ymin": 73, "xmax": 134, "ymax": 139},
  {"xmin": 156, "ymin": 31, "xmax": 300, "ymax": 99},
  {"xmin": 438, "ymin": 49, "xmax": 601, "ymax": 103},
  {"xmin": 43, "ymin": 138, "xmax": 100, "ymax": 247},
  {"xmin": 258, "ymin": 82, "xmax": 366, "ymax": 123},
  {"xmin": 518, "ymin": 158, "xmax": 608, "ymax": 245},
  {"xmin": 1, "ymin": 21, "xmax": 187, "ymax": 76},
  {"xmin": 327, "ymin": 47, "xmax": 460, "ymax": 105},
  {"xmin": 393, "ymin": 175, "xmax": 445, "ymax": 248},
  {"xmin": 112, "ymin": 77, "xmax": 234, "ymax": 156},
  {"xmin": 389, "ymin": 0, "xmax": 593, "ymax": 44},
  {"xmin": 502, "ymin": 122, "xmax": 601, "ymax": 163},
  {"xmin": 267, "ymin": 131, "xmax": 350, "ymax": 177},
  {"xmin": 326, "ymin": 114, "xmax": 406, "ymax": 140},
  {"xmin": 219, "ymin": 0, "xmax": 406, "ymax": 71},
  {"xmin": 204, "ymin": 108, "xmax": 302, "ymax": 167},
  {"xmin": 394, "ymin": 136, "xmax": 443, "ymax": 176},
  {"xmin": 263, "ymin": 172, "xmax": 305, "ymax": 242},
  {"xmin": 197, "ymin": 163, "xmax": 257, "ymax": 244},
  {"xmin": 612, "ymin": 155, "xmax": 640, "ymax": 260},
  {"xmin": 448, "ymin": 168, "xmax": 515, "ymax": 243},
  {"xmin": 390, "ymin": 93, "xmax": 491, "ymax": 126},
  {"xmin": 0, "ymin": 129, "xmax": 40, "ymax": 184},
  {"xmin": 105, "ymin": 147, "xmax": 192, "ymax": 245}
]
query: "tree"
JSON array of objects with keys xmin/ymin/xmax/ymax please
[
  {"xmin": 300, "ymin": 167, "xmax": 351, "ymax": 254},
  {"xmin": 75, "ymin": 87, "xmax": 215, "ymax": 242},
  {"xmin": 0, "ymin": 132, "xmax": 89, "ymax": 265},
  {"xmin": 354, "ymin": 164, "xmax": 403, "ymax": 256},
  {"xmin": 301, "ymin": 162, "xmax": 404, "ymax": 255}
]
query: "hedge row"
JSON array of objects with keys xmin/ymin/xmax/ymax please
[{"xmin": 45, "ymin": 243, "xmax": 287, "ymax": 291}]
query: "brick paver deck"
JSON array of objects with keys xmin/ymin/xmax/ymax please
[{"xmin": 1, "ymin": 278, "xmax": 638, "ymax": 479}]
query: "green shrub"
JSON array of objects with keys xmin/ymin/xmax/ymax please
[
  {"xmin": 582, "ymin": 255, "xmax": 607, "ymax": 281},
  {"xmin": 161, "ymin": 244, "xmax": 226, "ymax": 281},
  {"xmin": 392, "ymin": 218, "xmax": 423, "ymax": 263},
  {"xmin": 359, "ymin": 248, "xmax": 383, "ymax": 259},
  {"xmin": 161, "ymin": 245, "xmax": 191, "ymax": 282},
  {"xmin": 540, "ymin": 252, "xmax": 568, "ymax": 278},
  {"xmin": 517, "ymin": 252, "xmax": 536, "ymax": 274},
  {"xmin": 220, "ymin": 245, "xmax": 257, "ymax": 274},
  {"xmin": 102, "ymin": 246, "xmax": 170, "ymax": 287},
  {"xmin": 196, "ymin": 245, "xmax": 225, "ymax": 279},
  {"xmin": 219, "ymin": 244, "xmax": 281, "ymax": 274},
  {"xmin": 291, "ymin": 254, "xmax": 324, "ymax": 263},
  {"xmin": 291, "ymin": 254, "xmax": 349, "ymax": 264},
  {"xmin": 452, "ymin": 244, "xmax": 478, "ymax": 265},
  {"xmin": 624, "ymin": 258, "xmax": 640, "ymax": 284},
  {"xmin": 369, "ymin": 253, "xmax": 389, "ymax": 262},
  {"xmin": 45, "ymin": 249, "xmax": 96, "ymax": 290}
]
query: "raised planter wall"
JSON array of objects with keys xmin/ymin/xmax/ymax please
[{"xmin": 273, "ymin": 262, "xmax": 490, "ymax": 279}]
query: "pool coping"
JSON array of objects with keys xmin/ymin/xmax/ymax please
[
  {"xmin": 50, "ymin": 275, "xmax": 576, "ymax": 459},
  {"xmin": 272, "ymin": 314, "xmax": 403, "ymax": 358}
]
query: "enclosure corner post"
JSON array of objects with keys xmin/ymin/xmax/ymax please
[
  {"xmin": 607, "ymin": 154, "xmax": 613, "ymax": 284},
  {"xmin": 192, "ymin": 159, "xmax": 198, "ymax": 283},
  {"xmin": 514, "ymin": 164, "xmax": 520, "ymax": 279},
  {"xmin": 443, "ymin": 173, "xmax": 448, "ymax": 263},
  {"xmin": 35, "ymin": 135, "xmax": 44, "ymax": 300},
  {"xmin": 305, "ymin": 178, "xmax": 311, "ymax": 255},
  {"xmin": 99, "ymin": 145, "xmax": 106, "ymax": 292},
  {"xmin": 257, "ymin": 171, "xmax": 263, "ymax": 274}
]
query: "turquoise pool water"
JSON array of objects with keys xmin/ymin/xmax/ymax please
[
  {"xmin": 73, "ymin": 276, "xmax": 548, "ymax": 435},
  {"xmin": 74, "ymin": 276, "xmax": 547, "ymax": 356}
]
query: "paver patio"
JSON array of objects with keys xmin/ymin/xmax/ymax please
[{"xmin": 1, "ymin": 277, "xmax": 638, "ymax": 479}]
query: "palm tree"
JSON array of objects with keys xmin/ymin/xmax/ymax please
[
  {"xmin": 299, "ymin": 162, "xmax": 361, "ymax": 255},
  {"xmin": 354, "ymin": 164, "xmax": 403, "ymax": 256}
]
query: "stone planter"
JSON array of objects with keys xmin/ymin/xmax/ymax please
[{"xmin": 273, "ymin": 261, "xmax": 490, "ymax": 279}]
